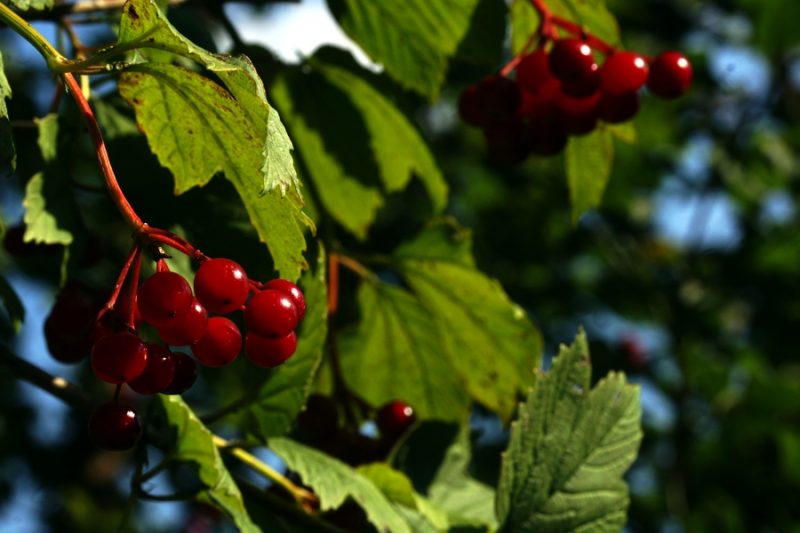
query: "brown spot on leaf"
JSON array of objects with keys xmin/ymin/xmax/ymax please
[{"xmin": 127, "ymin": 5, "xmax": 139, "ymax": 19}]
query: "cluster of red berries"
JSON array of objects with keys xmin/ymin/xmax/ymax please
[
  {"xmin": 297, "ymin": 396, "xmax": 417, "ymax": 466},
  {"xmin": 46, "ymin": 258, "xmax": 306, "ymax": 450},
  {"xmin": 458, "ymin": 39, "xmax": 693, "ymax": 164}
]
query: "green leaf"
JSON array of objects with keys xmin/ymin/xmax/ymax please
[
  {"xmin": 22, "ymin": 114, "xmax": 80, "ymax": 246},
  {"xmin": 317, "ymin": 63, "xmax": 447, "ymax": 211},
  {"xmin": 159, "ymin": 396, "xmax": 260, "ymax": 532},
  {"xmin": 510, "ymin": 0, "xmax": 620, "ymax": 53},
  {"xmin": 117, "ymin": 0, "xmax": 310, "ymax": 279},
  {"xmin": 0, "ymin": 51, "xmax": 14, "ymax": 171},
  {"xmin": 357, "ymin": 463, "xmax": 418, "ymax": 508},
  {"xmin": 340, "ymin": 281, "xmax": 470, "ymax": 421},
  {"xmin": 0, "ymin": 275, "xmax": 24, "ymax": 333},
  {"xmin": 245, "ymin": 246, "xmax": 327, "ymax": 439},
  {"xmin": 270, "ymin": 70, "xmax": 383, "ymax": 238},
  {"xmin": 4, "ymin": 0, "xmax": 54, "ymax": 10},
  {"xmin": 326, "ymin": 0, "xmax": 480, "ymax": 98},
  {"xmin": 119, "ymin": 63, "xmax": 310, "ymax": 280},
  {"xmin": 394, "ymin": 220, "xmax": 543, "ymax": 420},
  {"xmin": 269, "ymin": 437, "xmax": 410, "ymax": 533},
  {"xmin": 566, "ymin": 129, "xmax": 613, "ymax": 223},
  {"xmin": 428, "ymin": 426, "xmax": 497, "ymax": 529},
  {"xmin": 495, "ymin": 330, "xmax": 642, "ymax": 533}
]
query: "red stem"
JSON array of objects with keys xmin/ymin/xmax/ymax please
[
  {"xmin": 124, "ymin": 247, "xmax": 142, "ymax": 330},
  {"xmin": 526, "ymin": 0, "xmax": 615, "ymax": 55},
  {"xmin": 145, "ymin": 229, "xmax": 208, "ymax": 262},
  {"xmin": 97, "ymin": 244, "xmax": 141, "ymax": 322},
  {"xmin": 328, "ymin": 253, "xmax": 339, "ymax": 315},
  {"xmin": 61, "ymin": 73, "xmax": 144, "ymax": 230}
]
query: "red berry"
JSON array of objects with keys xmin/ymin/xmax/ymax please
[
  {"xmin": 457, "ymin": 84, "xmax": 487, "ymax": 127},
  {"xmin": 598, "ymin": 91, "xmax": 640, "ymax": 123},
  {"xmin": 555, "ymin": 89, "xmax": 601, "ymax": 135},
  {"xmin": 245, "ymin": 331, "xmax": 297, "ymax": 368},
  {"xmin": 157, "ymin": 299, "xmax": 208, "ymax": 346},
  {"xmin": 549, "ymin": 39, "xmax": 599, "ymax": 95},
  {"xmin": 137, "ymin": 271, "xmax": 193, "ymax": 327},
  {"xmin": 192, "ymin": 317, "xmax": 242, "ymax": 367},
  {"xmin": 647, "ymin": 51, "xmax": 692, "ymax": 99},
  {"xmin": 525, "ymin": 119, "xmax": 568, "ymax": 156},
  {"xmin": 600, "ymin": 51, "xmax": 649, "ymax": 94},
  {"xmin": 244, "ymin": 290, "xmax": 299, "ymax": 338},
  {"xmin": 476, "ymin": 75, "xmax": 521, "ymax": 120},
  {"xmin": 376, "ymin": 400, "xmax": 416, "ymax": 437},
  {"xmin": 194, "ymin": 258, "xmax": 250, "ymax": 314},
  {"xmin": 516, "ymin": 50, "xmax": 556, "ymax": 93},
  {"xmin": 44, "ymin": 283, "xmax": 99, "ymax": 363},
  {"xmin": 517, "ymin": 79, "xmax": 560, "ymax": 122},
  {"xmin": 264, "ymin": 279, "xmax": 306, "ymax": 320},
  {"xmin": 88, "ymin": 402, "xmax": 142, "ymax": 451},
  {"xmin": 128, "ymin": 344, "xmax": 176, "ymax": 395},
  {"xmin": 90, "ymin": 332, "xmax": 148, "ymax": 384},
  {"xmin": 483, "ymin": 119, "xmax": 529, "ymax": 166},
  {"xmin": 162, "ymin": 352, "xmax": 198, "ymax": 395}
]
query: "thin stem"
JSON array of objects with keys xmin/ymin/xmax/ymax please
[
  {"xmin": 144, "ymin": 228, "xmax": 208, "ymax": 262},
  {"xmin": 333, "ymin": 253, "xmax": 374, "ymax": 281},
  {"xmin": 328, "ymin": 253, "xmax": 339, "ymax": 315},
  {"xmin": 97, "ymin": 244, "xmax": 141, "ymax": 322},
  {"xmin": 211, "ymin": 435, "xmax": 318, "ymax": 512},
  {"xmin": 124, "ymin": 247, "xmax": 142, "ymax": 329},
  {"xmin": 0, "ymin": 3, "xmax": 68, "ymax": 68},
  {"xmin": 0, "ymin": 344, "xmax": 91, "ymax": 409}
]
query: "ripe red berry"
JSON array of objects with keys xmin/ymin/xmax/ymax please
[
  {"xmin": 137, "ymin": 271, "xmax": 193, "ymax": 327},
  {"xmin": 600, "ymin": 51, "xmax": 649, "ymax": 94},
  {"xmin": 555, "ymin": 89, "xmax": 601, "ymax": 135},
  {"xmin": 476, "ymin": 75, "xmax": 521, "ymax": 120},
  {"xmin": 128, "ymin": 344, "xmax": 176, "ymax": 395},
  {"xmin": 548, "ymin": 39, "xmax": 599, "ymax": 96},
  {"xmin": 245, "ymin": 331, "xmax": 297, "ymax": 368},
  {"xmin": 157, "ymin": 299, "xmax": 208, "ymax": 346},
  {"xmin": 88, "ymin": 402, "xmax": 142, "ymax": 451},
  {"xmin": 457, "ymin": 84, "xmax": 487, "ymax": 127},
  {"xmin": 90, "ymin": 332, "xmax": 148, "ymax": 384},
  {"xmin": 44, "ymin": 283, "xmax": 99, "ymax": 363},
  {"xmin": 516, "ymin": 50, "xmax": 556, "ymax": 94},
  {"xmin": 526, "ymin": 119, "xmax": 568, "ymax": 156},
  {"xmin": 598, "ymin": 91, "xmax": 640, "ymax": 123},
  {"xmin": 264, "ymin": 279, "xmax": 306, "ymax": 320},
  {"xmin": 647, "ymin": 51, "xmax": 692, "ymax": 99},
  {"xmin": 244, "ymin": 290, "xmax": 299, "ymax": 338},
  {"xmin": 376, "ymin": 400, "xmax": 416, "ymax": 437},
  {"xmin": 162, "ymin": 352, "xmax": 198, "ymax": 395},
  {"xmin": 191, "ymin": 316, "xmax": 242, "ymax": 367},
  {"xmin": 193, "ymin": 258, "xmax": 250, "ymax": 314},
  {"xmin": 517, "ymin": 79, "xmax": 560, "ymax": 122}
]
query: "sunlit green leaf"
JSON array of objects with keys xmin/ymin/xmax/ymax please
[
  {"xmin": 496, "ymin": 330, "xmax": 642, "ymax": 532},
  {"xmin": 0, "ymin": 50, "xmax": 14, "ymax": 171},
  {"xmin": 566, "ymin": 129, "xmax": 614, "ymax": 223},
  {"xmin": 5, "ymin": 0, "xmax": 53, "ymax": 10},
  {"xmin": 510, "ymin": 0, "xmax": 620, "ymax": 53}
]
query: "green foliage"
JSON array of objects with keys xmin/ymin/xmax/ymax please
[
  {"xmin": 496, "ymin": 331, "xmax": 642, "ymax": 532},
  {"xmin": 3, "ymin": 0, "xmax": 53, "ymax": 10},
  {"xmin": 510, "ymin": 0, "xmax": 620, "ymax": 53},
  {"xmin": 566, "ymin": 129, "xmax": 614, "ymax": 223},
  {"xmin": 326, "ymin": 0, "xmax": 480, "ymax": 98},
  {"xmin": 0, "ymin": 51, "xmax": 13, "ymax": 171},
  {"xmin": 245, "ymin": 247, "xmax": 327, "ymax": 439},
  {"xmin": 159, "ymin": 396, "xmax": 260, "ymax": 532},
  {"xmin": 269, "ymin": 437, "xmax": 410, "ymax": 533}
]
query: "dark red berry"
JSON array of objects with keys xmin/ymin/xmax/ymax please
[
  {"xmin": 598, "ymin": 91, "xmax": 640, "ymax": 123},
  {"xmin": 555, "ymin": 89, "xmax": 601, "ymax": 135},
  {"xmin": 620, "ymin": 332, "xmax": 647, "ymax": 369},
  {"xmin": 115, "ymin": 290, "xmax": 142, "ymax": 329},
  {"xmin": 476, "ymin": 75, "xmax": 521, "ymax": 120},
  {"xmin": 137, "ymin": 271, "xmax": 193, "ymax": 327},
  {"xmin": 128, "ymin": 344, "xmax": 176, "ymax": 395},
  {"xmin": 525, "ymin": 119, "xmax": 568, "ymax": 156},
  {"xmin": 90, "ymin": 332, "xmax": 148, "ymax": 384},
  {"xmin": 162, "ymin": 352, "xmax": 198, "ymax": 395},
  {"xmin": 44, "ymin": 283, "xmax": 99, "ymax": 363},
  {"xmin": 517, "ymin": 79, "xmax": 560, "ymax": 122},
  {"xmin": 549, "ymin": 39, "xmax": 599, "ymax": 94},
  {"xmin": 244, "ymin": 290, "xmax": 299, "ymax": 338},
  {"xmin": 516, "ymin": 50, "xmax": 556, "ymax": 94},
  {"xmin": 191, "ymin": 316, "xmax": 242, "ymax": 367},
  {"xmin": 157, "ymin": 299, "xmax": 208, "ymax": 346},
  {"xmin": 457, "ymin": 84, "xmax": 487, "ymax": 127},
  {"xmin": 483, "ymin": 119, "xmax": 529, "ymax": 166},
  {"xmin": 88, "ymin": 402, "xmax": 142, "ymax": 451},
  {"xmin": 264, "ymin": 279, "xmax": 306, "ymax": 320},
  {"xmin": 376, "ymin": 400, "xmax": 416, "ymax": 437},
  {"xmin": 600, "ymin": 51, "xmax": 649, "ymax": 94},
  {"xmin": 245, "ymin": 331, "xmax": 297, "ymax": 368},
  {"xmin": 647, "ymin": 51, "xmax": 692, "ymax": 99},
  {"xmin": 194, "ymin": 258, "xmax": 250, "ymax": 314}
]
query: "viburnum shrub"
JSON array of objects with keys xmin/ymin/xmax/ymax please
[
  {"xmin": 458, "ymin": 0, "xmax": 693, "ymax": 164},
  {"xmin": 0, "ymin": 0, "xmax": 652, "ymax": 530}
]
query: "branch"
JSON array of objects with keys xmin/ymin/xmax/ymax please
[{"xmin": 0, "ymin": 344, "xmax": 92, "ymax": 410}]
